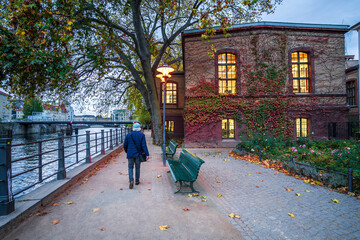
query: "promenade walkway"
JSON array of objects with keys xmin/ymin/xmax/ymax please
[{"xmin": 3, "ymin": 131, "xmax": 360, "ymax": 240}]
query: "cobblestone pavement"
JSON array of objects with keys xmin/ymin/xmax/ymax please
[
  {"xmin": 3, "ymin": 132, "xmax": 242, "ymax": 240},
  {"xmin": 189, "ymin": 149, "xmax": 360, "ymax": 240}
]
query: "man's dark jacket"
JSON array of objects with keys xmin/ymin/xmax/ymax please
[{"xmin": 124, "ymin": 131, "xmax": 149, "ymax": 159}]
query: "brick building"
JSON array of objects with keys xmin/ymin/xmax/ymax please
[{"xmin": 157, "ymin": 22, "xmax": 350, "ymax": 147}]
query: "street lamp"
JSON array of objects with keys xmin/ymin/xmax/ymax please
[{"xmin": 157, "ymin": 64, "xmax": 174, "ymax": 166}]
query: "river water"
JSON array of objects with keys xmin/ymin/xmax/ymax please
[{"xmin": 10, "ymin": 127, "xmax": 126, "ymax": 198}]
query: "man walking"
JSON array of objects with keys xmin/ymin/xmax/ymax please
[{"xmin": 124, "ymin": 123, "xmax": 150, "ymax": 189}]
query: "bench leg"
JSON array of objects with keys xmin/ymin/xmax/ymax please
[
  {"xmin": 190, "ymin": 182, "xmax": 198, "ymax": 193},
  {"xmin": 174, "ymin": 181, "xmax": 183, "ymax": 194}
]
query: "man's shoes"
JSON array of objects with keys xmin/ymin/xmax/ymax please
[
  {"xmin": 129, "ymin": 181, "xmax": 134, "ymax": 189},
  {"xmin": 135, "ymin": 182, "xmax": 140, "ymax": 185}
]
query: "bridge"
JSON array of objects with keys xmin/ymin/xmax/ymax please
[
  {"xmin": 13, "ymin": 120, "xmax": 135, "ymax": 126},
  {"xmin": 10, "ymin": 120, "xmax": 136, "ymax": 136}
]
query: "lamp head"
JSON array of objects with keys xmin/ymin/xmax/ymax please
[{"xmin": 157, "ymin": 64, "xmax": 174, "ymax": 78}]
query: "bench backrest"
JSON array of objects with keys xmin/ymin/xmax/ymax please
[
  {"xmin": 179, "ymin": 149, "xmax": 205, "ymax": 180},
  {"xmin": 169, "ymin": 140, "xmax": 178, "ymax": 151}
]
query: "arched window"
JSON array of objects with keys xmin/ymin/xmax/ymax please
[
  {"xmin": 162, "ymin": 82, "xmax": 177, "ymax": 104},
  {"xmin": 291, "ymin": 52, "xmax": 310, "ymax": 93},
  {"xmin": 218, "ymin": 53, "xmax": 236, "ymax": 94}
]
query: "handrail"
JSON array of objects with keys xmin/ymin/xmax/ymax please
[{"xmin": 4, "ymin": 127, "xmax": 130, "ymax": 199}]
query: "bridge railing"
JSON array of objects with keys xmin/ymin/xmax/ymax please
[{"xmin": 0, "ymin": 127, "xmax": 131, "ymax": 215}]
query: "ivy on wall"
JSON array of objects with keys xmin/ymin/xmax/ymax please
[{"xmin": 184, "ymin": 33, "xmax": 296, "ymax": 138}]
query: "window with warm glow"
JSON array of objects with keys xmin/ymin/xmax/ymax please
[
  {"xmin": 165, "ymin": 120, "xmax": 174, "ymax": 133},
  {"xmin": 222, "ymin": 119, "xmax": 235, "ymax": 139},
  {"xmin": 162, "ymin": 82, "xmax": 177, "ymax": 104},
  {"xmin": 346, "ymin": 81, "xmax": 355, "ymax": 106},
  {"xmin": 291, "ymin": 52, "xmax": 310, "ymax": 93},
  {"xmin": 218, "ymin": 53, "xmax": 236, "ymax": 94},
  {"xmin": 296, "ymin": 118, "xmax": 309, "ymax": 137}
]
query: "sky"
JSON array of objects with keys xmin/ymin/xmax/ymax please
[{"xmin": 262, "ymin": 0, "xmax": 360, "ymax": 59}]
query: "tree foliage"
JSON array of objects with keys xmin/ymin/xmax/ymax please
[
  {"xmin": 22, "ymin": 98, "xmax": 43, "ymax": 118},
  {"xmin": 1, "ymin": 0, "xmax": 282, "ymax": 143}
]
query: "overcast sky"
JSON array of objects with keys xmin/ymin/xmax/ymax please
[{"xmin": 262, "ymin": 0, "xmax": 360, "ymax": 59}]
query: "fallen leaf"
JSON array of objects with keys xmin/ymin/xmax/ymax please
[
  {"xmin": 52, "ymin": 203, "xmax": 58, "ymax": 206},
  {"xmin": 36, "ymin": 211, "xmax": 47, "ymax": 216},
  {"xmin": 65, "ymin": 201, "xmax": 73, "ymax": 205},
  {"xmin": 148, "ymin": 188, "xmax": 151, "ymax": 190},
  {"xmin": 216, "ymin": 181, "xmax": 222, "ymax": 183},
  {"xmin": 305, "ymin": 190, "xmax": 310, "ymax": 193},
  {"xmin": 288, "ymin": 213, "xmax": 295, "ymax": 218},
  {"xmin": 159, "ymin": 225, "xmax": 170, "ymax": 231},
  {"xmin": 285, "ymin": 187, "xmax": 294, "ymax": 191},
  {"xmin": 92, "ymin": 208, "xmax": 100, "ymax": 213},
  {"xmin": 118, "ymin": 172, "xmax": 123, "ymax": 175},
  {"xmin": 235, "ymin": 215, "xmax": 241, "ymax": 219},
  {"xmin": 157, "ymin": 175, "xmax": 162, "ymax": 178},
  {"xmin": 188, "ymin": 194, "xmax": 193, "ymax": 198},
  {"xmin": 304, "ymin": 179, "xmax": 310, "ymax": 183},
  {"xmin": 120, "ymin": 188, "xmax": 123, "ymax": 190},
  {"xmin": 295, "ymin": 193, "xmax": 301, "ymax": 196},
  {"xmin": 217, "ymin": 193, "xmax": 222, "ymax": 197},
  {"xmin": 100, "ymin": 228, "xmax": 106, "ymax": 231},
  {"xmin": 248, "ymin": 174, "xmax": 252, "ymax": 176},
  {"xmin": 228, "ymin": 213, "xmax": 235, "ymax": 218},
  {"xmin": 192, "ymin": 193, "xmax": 199, "ymax": 196},
  {"xmin": 52, "ymin": 220, "xmax": 60, "ymax": 225},
  {"xmin": 183, "ymin": 208, "xmax": 190, "ymax": 211},
  {"xmin": 256, "ymin": 186, "xmax": 260, "ymax": 188},
  {"xmin": 260, "ymin": 180, "xmax": 264, "ymax": 182},
  {"xmin": 331, "ymin": 198, "xmax": 339, "ymax": 203},
  {"xmin": 256, "ymin": 172, "xmax": 261, "ymax": 174}
]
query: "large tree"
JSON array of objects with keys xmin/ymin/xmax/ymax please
[{"xmin": 0, "ymin": 0, "xmax": 282, "ymax": 144}]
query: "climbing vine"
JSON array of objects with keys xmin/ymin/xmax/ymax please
[{"xmin": 185, "ymin": 33, "xmax": 295, "ymax": 138}]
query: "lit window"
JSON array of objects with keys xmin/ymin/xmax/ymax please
[
  {"xmin": 218, "ymin": 53, "xmax": 236, "ymax": 94},
  {"xmin": 291, "ymin": 52, "xmax": 310, "ymax": 93},
  {"xmin": 162, "ymin": 82, "xmax": 177, "ymax": 104},
  {"xmin": 222, "ymin": 119, "xmax": 235, "ymax": 139},
  {"xmin": 346, "ymin": 81, "xmax": 355, "ymax": 106},
  {"xmin": 296, "ymin": 118, "xmax": 309, "ymax": 137},
  {"xmin": 165, "ymin": 121, "xmax": 174, "ymax": 133}
]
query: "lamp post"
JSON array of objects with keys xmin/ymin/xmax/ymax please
[{"xmin": 157, "ymin": 65, "xmax": 174, "ymax": 166}]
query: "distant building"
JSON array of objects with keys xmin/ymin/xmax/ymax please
[
  {"xmin": 112, "ymin": 109, "xmax": 131, "ymax": 121},
  {"xmin": 0, "ymin": 91, "xmax": 11, "ymax": 121}
]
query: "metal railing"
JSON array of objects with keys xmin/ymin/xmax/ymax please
[{"xmin": 0, "ymin": 127, "xmax": 131, "ymax": 215}]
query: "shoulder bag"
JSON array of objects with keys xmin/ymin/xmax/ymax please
[{"xmin": 130, "ymin": 133, "xmax": 147, "ymax": 162}]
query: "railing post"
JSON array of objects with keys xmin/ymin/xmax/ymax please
[
  {"xmin": 348, "ymin": 168, "xmax": 353, "ymax": 192},
  {"xmin": 121, "ymin": 128, "xmax": 123, "ymax": 143},
  {"xmin": 86, "ymin": 131, "xmax": 91, "ymax": 163},
  {"xmin": 57, "ymin": 132, "xmax": 66, "ymax": 180},
  {"xmin": 106, "ymin": 131, "xmax": 109, "ymax": 148},
  {"xmin": 115, "ymin": 128, "xmax": 119, "ymax": 146},
  {"xmin": 38, "ymin": 141, "xmax": 43, "ymax": 182},
  {"xmin": 0, "ymin": 138, "xmax": 14, "ymax": 215},
  {"xmin": 259, "ymin": 149, "xmax": 262, "ymax": 162},
  {"xmin": 95, "ymin": 132, "xmax": 98, "ymax": 153},
  {"xmin": 110, "ymin": 129, "xmax": 113, "ymax": 150},
  {"xmin": 101, "ymin": 130, "xmax": 105, "ymax": 154},
  {"xmin": 75, "ymin": 128, "xmax": 79, "ymax": 163}
]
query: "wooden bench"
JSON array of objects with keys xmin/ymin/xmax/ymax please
[
  {"xmin": 165, "ymin": 140, "xmax": 178, "ymax": 159},
  {"xmin": 166, "ymin": 149, "xmax": 205, "ymax": 194}
]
